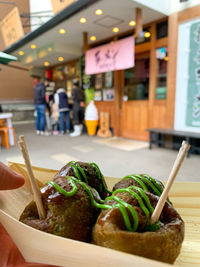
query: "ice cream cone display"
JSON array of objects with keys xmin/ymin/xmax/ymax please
[
  {"xmin": 85, "ymin": 120, "xmax": 98, "ymax": 135},
  {"xmin": 85, "ymin": 101, "xmax": 99, "ymax": 136}
]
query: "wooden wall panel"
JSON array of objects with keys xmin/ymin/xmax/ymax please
[
  {"xmin": 150, "ymin": 103, "xmax": 167, "ymax": 129},
  {"xmin": 166, "ymin": 12, "xmax": 178, "ymax": 129},
  {"xmin": 120, "ymin": 100, "xmax": 149, "ymax": 140},
  {"xmin": 178, "ymin": 4, "xmax": 200, "ymax": 23}
]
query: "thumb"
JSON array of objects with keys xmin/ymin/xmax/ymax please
[{"xmin": 0, "ymin": 162, "xmax": 25, "ymax": 190}]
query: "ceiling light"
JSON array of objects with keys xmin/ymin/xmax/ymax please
[
  {"xmin": 44, "ymin": 61, "xmax": 50, "ymax": 66},
  {"xmin": 48, "ymin": 47, "xmax": 52, "ymax": 52},
  {"xmin": 144, "ymin": 32, "xmax": 151, "ymax": 38},
  {"xmin": 112, "ymin": 27, "xmax": 119, "ymax": 33},
  {"xmin": 80, "ymin": 17, "xmax": 87, "ymax": 23},
  {"xmin": 95, "ymin": 9, "xmax": 103, "ymax": 15},
  {"xmin": 129, "ymin": 20, "xmax": 136, "ymax": 26},
  {"xmin": 18, "ymin": 50, "xmax": 24, "ymax": 55},
  {"xmin": 59, "ymin": 28, "xmax": 66, "ymax": 34},
  {"xmin": 58, "ymin": 56, "xmax": 64, "ymax": 62},
  {"xmin": 90, "ymin": 36, "xmax": 96, "ymax": 41},
  {"xmin": 30, "ymin": 44, "xmax": 37, "ymax": 49}
]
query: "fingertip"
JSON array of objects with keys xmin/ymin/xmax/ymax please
[{"xmin": 0, "ymin": 162, "xmax": 25, "ymax": 190}]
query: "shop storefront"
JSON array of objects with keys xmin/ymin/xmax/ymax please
[
  {"xmin": 88, "ymin": 19, "xmax": 168, "ymax": 140},
  {"xmin": 4, "ymin": 1, "xmax": 200, "ymax": 141}
]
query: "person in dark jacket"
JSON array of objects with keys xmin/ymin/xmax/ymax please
[
  {"xmin": 70, "ymin": 81, "xmax": 85, "ymax": 137},
  {"xmin": 34, "ymin": 78, "xmax": 47, "ymax": 135},
  {"xmin": 54, "ymin": 87, "xmax": 70, "ymax": 135}
]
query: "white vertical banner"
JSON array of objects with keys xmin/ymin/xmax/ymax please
[{"xmin": 175, "ymin": 18, "xmax": 200, "ymax": 133}]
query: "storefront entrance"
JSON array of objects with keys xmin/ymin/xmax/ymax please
[{"xmin": 120, "ymin": 53, "xmax": 150, "ymax": 140}]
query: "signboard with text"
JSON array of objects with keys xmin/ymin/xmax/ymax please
[
  {"xmin": 51, "ymin": 0, "xmax": 76, "ymax": 14},
  {"xmin": 85, "ymin": 36, "xmax": 134, "ymax": 75},
  {"xmin": 0, "ymin": 7, "xmax": 24, "ymax": 48}
]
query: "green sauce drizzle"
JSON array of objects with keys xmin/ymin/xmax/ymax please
[
  {"xmin": 112, "ymin": 188, "xmax": 150, "ymax": 222},
  {"xmin": 122, "ymin": 175, "xmax": 148, "ymax": 191},
  {"xmin": 64, "ymin": 161, "xmax": 111, "ymax": 195},
  {"xmin": 48, "ymin": 176, "xmax": 78, "ymax": 197},
  {"xmin": 47, "ymin": 174, "xmax": 159, "ymax": 232},
  {"xmin": 142, "ymin": 174, "xmax": 163, "ymax": 194},
  {"xmin": 122, "ymin": 174, "xmax": 162, "ymax": 196},
  {"xmin": 89, "ymin": 162, "xmax": 112, "ymax": 194}
]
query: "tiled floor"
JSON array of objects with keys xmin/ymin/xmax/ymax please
[{"xmin": 0, "ymin": 122, "xmax": 199, "ymax": 182}]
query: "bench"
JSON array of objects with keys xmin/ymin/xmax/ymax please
[{"xmin": 147, "ymin": 128, "xmax": 200, "ymax": 157}]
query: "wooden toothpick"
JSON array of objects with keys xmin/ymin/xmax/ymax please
[
  {"xmin": 151, "ymin": 140, "xmax": 190, "ymax": 225},
  {"xmin": 18, "ymin": 135, "xmax": 46, "ymax": 219}
]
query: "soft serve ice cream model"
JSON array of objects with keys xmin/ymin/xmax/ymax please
[{"xmin": 85, "ymin": 101, "xmax": 99, "ymax": 136}]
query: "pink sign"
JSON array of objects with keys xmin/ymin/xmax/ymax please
[{"xmin": 85, "ymin": 36, "xmax": 134, "ymax": 75}]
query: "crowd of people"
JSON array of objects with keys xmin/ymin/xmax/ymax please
[{"xmin": 34, "ymin": 78, "xmax": 85, "ymax": 137}]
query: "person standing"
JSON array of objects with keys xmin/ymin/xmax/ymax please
[
  {"xmin": 34, "ymin": 78, "xmax": 47, "ymax": 135},
  {"xmin": 54, "ymin": 87, "xmax": 70, "ymax": 135},
  {"xmin": 70, "ymin": 81, "xmax": 85, "ymax": 137}
]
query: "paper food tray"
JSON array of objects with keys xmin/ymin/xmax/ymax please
[{"xmin": 0, "ymin": 162, "xmax": 200, "ymax": 266}]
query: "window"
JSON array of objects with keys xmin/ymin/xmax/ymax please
[
  {"xmin": 156, "ymin": 21, "xmax": 168, "ymax": 39},
  {"xmin": 155, "ymin": 47, "xmax": 168, "ymax": 99},
  {"xmin": 124, "ymin": 56, "xmax": 150, "ymax": 100}
]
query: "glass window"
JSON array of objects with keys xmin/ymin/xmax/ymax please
[
  {"xmin": 124, "ymin": 57, "xmax": 150, "ymax": 100},
  {"xmin": 156, "ymin": 21, "xmax": 168, "ymax": 39},
  {"xmin": 156, "ymin": 47, "xmax": 168, "ymax": 99}
]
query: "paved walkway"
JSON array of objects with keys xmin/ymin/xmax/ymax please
[{"xmin": 0, "ymin": 123, "xmax": 199, "ymax": 182}]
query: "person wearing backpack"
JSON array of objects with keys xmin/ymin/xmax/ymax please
[{"xmin": 54, "ymin": 87, "xmax": 70, "ymax": 135}]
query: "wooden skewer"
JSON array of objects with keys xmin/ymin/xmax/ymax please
[
  {"xmin": 151, "ymin": 140, "xmax": 190, "ymax": 225},
  {"xmin": 18, "ymin": 135, "xmax": 46, "ymax": 219}
]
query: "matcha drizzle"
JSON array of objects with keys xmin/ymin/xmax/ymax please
[
  {"xmin": 89, "ymin": 162, "xmax": 112, "ymax": 194},
  {"xmin": 142, "ymin": 174, "xmax": 163, "ymax": 193},
  {"xmin": 47, "ymin": 175, "xmax": 157, "ymax": 232},
  {"xmin": 123, "ymin": 174, "xmax": 162, "ymax": 196},
  {"xmin": 48, "ymin": 176, "xmax": 78, "ymax": 197},
  {"xmin": 68, "ymin": 161, "xmax": 88, "ymax": 183},
  {"xmin": 112, "ymin": 188, "xmax": 151, "ymax": 222},
  {"xmin": 66, "ymin": 161, "xmax": 111, "ymax": 195},
  {"xmin": 122, "ymin": 175, "xmax": 148, "ymax": 191}
]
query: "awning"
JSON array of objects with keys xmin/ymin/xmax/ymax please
[{"xmin": 0, "ymin": 52, "xmax": 17, "ymax": 65}]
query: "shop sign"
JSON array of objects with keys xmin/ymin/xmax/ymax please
[
  {"xmin": 186, "ymin": 22, "xmax": 200, "ymax": 127},
  {"xmin": 51, "ymin": 0, "xmax": 76, "ymax": 14},
  {"xmin": 85, "ymin": 36, "xmax": 134, "ymax": 75},
  {"xmin": 0, "ymin": 7, "xmax": 24, "ymax": 48}
]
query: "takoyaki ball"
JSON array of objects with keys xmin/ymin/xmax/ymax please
[
  {"xmin": 55, "ymin": 161, "xmax": 109, "ymax": 199},
  {"xmin": 93, "ymin": 189, "xmax": 184, "ymax": 264},
  {"xmin": 20, "ymin": 176, "xmax": 100, "ymax": 242}
]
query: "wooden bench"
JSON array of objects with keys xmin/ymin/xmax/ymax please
[{"xmin": 147, "ymin": 128, "xmax": 200, "ymax": 157}]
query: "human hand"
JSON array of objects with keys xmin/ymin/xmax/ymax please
[
  {"xmin": 0, "ymin": 162, "xmax": 56, "ymax": 266},
  {"xmin": 0, "ymin": 161, "xmax": 25, "ymax": 190},
  {"xmin": 80, "ymin": 101, "xmax": 85, "ymax": 108}
]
